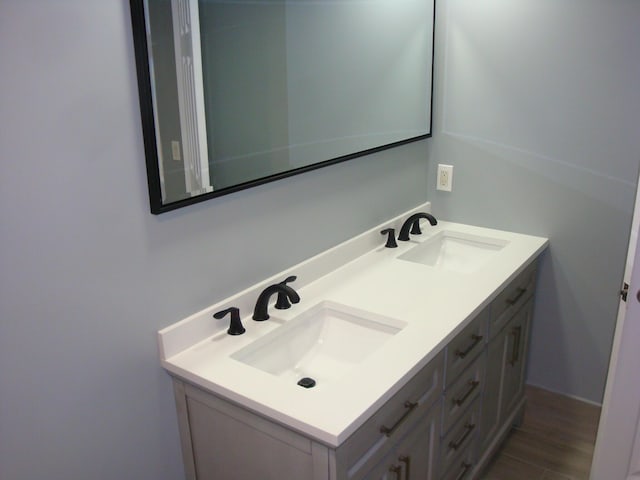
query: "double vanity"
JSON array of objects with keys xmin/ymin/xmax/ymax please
[{"xmin": 158, "ymin": 203, "xmax": 548, "ymax": 479}]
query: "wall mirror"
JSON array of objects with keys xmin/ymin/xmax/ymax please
[{"xmin": 130, "ymin": 0, "xmax": 435, "ymax": 214}]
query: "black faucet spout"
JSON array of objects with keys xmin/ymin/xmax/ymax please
[
  {"xmin": 398, "ymin": 212, "xmax": 437, "ymax": 241},
  {"xmin": 253, "ymin": 282, "xmax": 300, "ymax": 321}
]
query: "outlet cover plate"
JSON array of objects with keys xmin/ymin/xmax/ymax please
[{"xmin": 437, "ymin": 164, "xmax": 453, "ymax": 192}]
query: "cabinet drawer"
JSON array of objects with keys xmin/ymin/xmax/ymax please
[
  {"xmin": 444, "ymin": 307, "xmax": 488, "ymax": 387},
  {"xmin": 440, "ymin": 399, "xmax": 480, "ymax": 474},
  {"xmin": 355, "ymin": 402, "xmax": 441, "ymax": 480},
  {"xmin": 442, "ymin": 355, "xmax": 485, "ymax": 434},
  {"xmin": 339, "ymin": 351, "xmax": 444, "ymax": 476},
  {"xmin": 440, "ymin": 446, "xmax": 476, "ymax": 480},
  {"xmin": 489, "ymin": 262, "xmax": 537, "ymax": 339}
]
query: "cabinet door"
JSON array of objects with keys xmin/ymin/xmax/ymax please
[
  {"xmin": 500, "ymin": 300, "xmax": 532, "ymax": 420},
  {"xmin": 478, "ymin": 335, "xmax": 505, "ymax": 455},
  {"xmin": 478, "ymin": 299, "xmax": 532, "ymax": 456},
  {"xmin": 359, "ymin": 403, "xmax": 441, "ymax": 480},
  {"xmin": 186, "ymin": 395, "xmax": 322, "ymax": 480}
]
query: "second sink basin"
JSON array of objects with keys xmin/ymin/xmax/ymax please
[
  {"xmin": 398, "ymin": 230, "xmax": 508, "ymax": 273},
  {"xmin": 231, "ymin": 301, "xmax": 406, "ymax": 386}
]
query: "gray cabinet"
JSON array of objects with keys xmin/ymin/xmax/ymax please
[
  {"xmin": 439, "ymin": 262, "xmax": 538, "ymax": 478},
  {"xmin": 172, "ymin": 351, "xmax": 445, "ymax": 480},
  {"xmin": 170, "ymin": 261, "xmax": 539, "ymax": 480},
  {"xmin": 477, "ymin": 308, "xmax": 531, "ymax": 458},
  {"xmin": 477, "ymin": 264, "xmax": 537, "ymax": 470},
  {"xmin": 178, "ymin": 381, "xmax": 329, "ymax": 480},
  {"xmin": 478, "ymin": 333, "xmax": 503, "ymax": 456},
  {"xmin": 500, "ymin": 303, "xmax": 531, "ymax": 421}
]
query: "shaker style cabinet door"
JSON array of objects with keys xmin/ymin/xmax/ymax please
[
  {"xmin": 185, "ymin": 395, "xmax": 322, "ymax": 480},
  {"xmin": 499, "ymin": 300, "xmax": 532, "ymax": 421},
  {"xmin": 478, "ymin": 337, "xmax": 503, "ymax": 455},
  {"xmin": 478, "ymin": 299, "xmax": 533, "ymax": 456}
]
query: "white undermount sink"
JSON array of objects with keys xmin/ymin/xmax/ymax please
[
  {"xmin": 398, "ymin": 230, "xmax": 508, "ymax": 274},
  {"xmin": 231, "ymin": 301, "xmax": 406, "ymax": 387}
]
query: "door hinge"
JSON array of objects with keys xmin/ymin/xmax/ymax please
[{"xmin": 621, "ymin": 282, "xmax": 629, "ymax": 302}]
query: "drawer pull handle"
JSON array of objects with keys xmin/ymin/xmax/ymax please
[
  {"xmin": 456, "ymin": 461, "xmax": 473, "ymax": 480},
  {"xmin": 509, "ymin": 326, "xmax": 523, "ymax": 366},
  {"xmin": 449, "ymin": 422, "xmax": 476, "ymax": 451},
  {"xmin": 455, "ymin": 334, "xmax": 483, "ymax": 359},
  {"xmin": 453, "ymin": 380, "xmax": 480, "ymax": 406},
  {"xmin": 380, "ymin": 401, "xmax": 418, "ymax": 437},
  {"xmin": 399, "ymin": 455, "xmax": 411, "ymax": 479},
  {"xmin": 506, "ymin": 287, "xmax": 527, "ymax": 306},
  {"xmin": 389, "ymin": 465, "xmax": 402, "ymax": 479}
]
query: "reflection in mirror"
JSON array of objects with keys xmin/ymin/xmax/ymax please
[{"xmin": 130, "ymin": 0, "xmax": 435, "ymax": 213}]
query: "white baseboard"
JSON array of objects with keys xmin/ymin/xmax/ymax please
[{"xmin": 525, "ymin": 382, "xmax": 602, "ymax": 408}]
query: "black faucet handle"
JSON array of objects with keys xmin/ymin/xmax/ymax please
[
  {"xmin": 213, "ymin": 307, "xmax": 246, "ymax": 335},
  {"xmin": 380, "ymin": 228, "xmax": 398, "ymax": 248},
  {"xmin": 410, "ymin": 220, "xmax": 423, "ymax": 235},
  {"xmin": 275, "ymin": 276, "xmax": 298, "ymax": 309}
]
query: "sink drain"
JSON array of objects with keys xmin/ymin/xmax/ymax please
[{"xmin": 297, "ymin": 377, "xmax": 316, "ymax": 389}]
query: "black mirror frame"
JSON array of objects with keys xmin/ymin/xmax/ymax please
[{"xmin": 129, "ymin": 0, "xmax": 436, "ymax": 214}]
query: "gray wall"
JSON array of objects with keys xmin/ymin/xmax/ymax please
[
  {"xmin": 0, "ymin": 2, "xmax": 428, "ymax": 479},
  {"xmin": 427, "ymin": 0, "xmax": 640, "ymax": 403}
]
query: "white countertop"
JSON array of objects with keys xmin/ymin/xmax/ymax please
[{"xmin": 158, "ymin": 202, "xmax": 548, "ymax": 447}]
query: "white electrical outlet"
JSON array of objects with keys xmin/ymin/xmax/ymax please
[{"xmin": 437, "ymin": 164, "xmax": 453, "ymax": 192}]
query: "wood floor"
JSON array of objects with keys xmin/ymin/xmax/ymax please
[{"xmin": 479, "ymin": 385, "xmax": 601, "ymax": 480}]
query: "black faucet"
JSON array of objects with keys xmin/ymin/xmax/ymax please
[
  {"xmin": 275, "ymin": 276, "xmax": 298, "ymax": 309},
  {"xmin": 213, "ymin": 307, "xmax": 246, "ymax": 335},
  {"xmin": 380, "ymin": 228, "xmax": 398, "ymax": 248},
  {"xmin": 398, "ymin": 212, "xmax": 437, "ymax": 241},
  {"xmin": 253, "ymin": 280, "xmax": 300, "ymax": 321}
]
